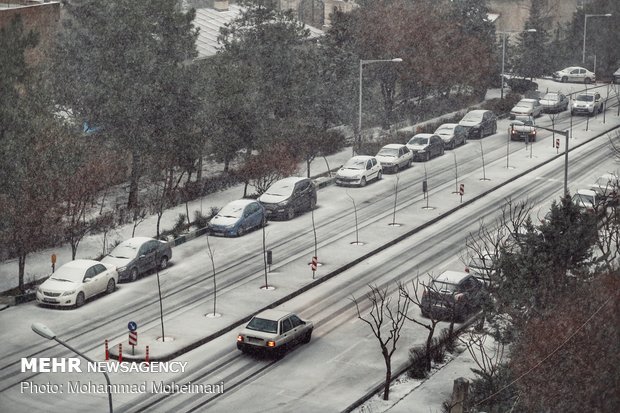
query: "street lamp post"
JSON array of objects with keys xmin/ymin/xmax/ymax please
[
  {"xmin": 499, "ymin": 29, "xmax": 536, "ymax": 100},
  {"xmin": 32, "ymin": 323, "xmax": 113, "ymax": 413},
  {"xmin": 582, "ymin": 13, "xmax": 612, "ymax": 65},
  {"xmin": 356, "ymin": 58, "xmax": 403, "ymax": 155}
]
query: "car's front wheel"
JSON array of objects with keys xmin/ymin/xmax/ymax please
[
  {"xmin": 130, "ymin": 267, "xmax": 139, "ymax": 282},
  {"xmin": 301, "ymin": 329, "xmax": 312, "ymax": 344},
  {"xmin": 561, "ymin": 76, "xmax": 568, "ymax": 83},
  {"xmin": 479, "ymin": 128, "xmax": 484, "ymax": 139},
  {"xmin": 376, "ymin": 171, "xmax": 382, "ymax": 181},
  {"xmin": 286, "ymin": 207, "xmax": 295, "ymax": 220},
  {"xmin": 359, "ymin": 177, "xmax": 367, "ymax": 187},
  {"xmin": 106, "ymin": 279, "xmax": 116, "ymax": 294},
  {"xmin": 237, "ymin": 226, "xmax": 245, "ymax": 237},
  {"xmin": 159, "ymin": 256, "xmax": 168, "ymax": 270},
  {"xmin": 75, "ymin": 292, "xmax": 85, "ymax": 308}
]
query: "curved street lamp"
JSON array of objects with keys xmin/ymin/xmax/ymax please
[
  {"xmin": 32, "ymin": 323, "xmax": 113, "ymax": 413},
  {"xmin": 498, "ymin": 29, "xmax": 536, "ymax": 100},
  {"xmin": 582, "ymin": 13, "xmax": 612, "ymax": 65},
  {"xmin": 356, "ymin": 58, "xmax": 403, "ymax": 155}
]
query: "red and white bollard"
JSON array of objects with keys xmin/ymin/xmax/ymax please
[
  {"xmin": 145, "ymin": 345, "xmax": 150, "ymax": 366},
  {"xmin": 118, "ymin": 343, "xmax": 123, "ymax": 363},
  {"xmin": 104, "ymin": 339, "xmax": 109, "ymax": 361}
]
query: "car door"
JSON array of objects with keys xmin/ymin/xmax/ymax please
[
  {"xmin": 533, "ymin": 100, "xmax": 542, "ymax": 117},
  {"xmin": 144, "ymin": 241, "xmax": 160, "ymax": 272},
  {"xmin": 91, "ymin": 263, "xmax": 109, "ymax": 294},
  {"xmin": 137, "ymin": 242, "xmax": 152, "ymax": 274},
  {"xmin": 365, "ymin": 159, "xmax": 375, "ymax": 180},
  {"xmin": 295, "ymin": 180, "xmax": 310, "ymax": 212},
  {"xmin": 279, "ymin": 318, "xmax": 294, "ymax": 347},
  {"xmin": 82, "ymin": 266, "xmax": 98, "ymax": 298},
  {"xmin": 431, "ymin": 136, "xmax": 442, "ymax": 156},
  {"xmin": 569, "ymin": 68, "xmax": 581, "ymax": 82}
]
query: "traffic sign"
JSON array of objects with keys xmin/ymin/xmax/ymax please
[
  {"xmin": 128, "ymin": 321, "xmax": 137, "ymax": 332},
  {"xmin": 129, "ymin": 331, "xmax": 138, "ymax": 346}
]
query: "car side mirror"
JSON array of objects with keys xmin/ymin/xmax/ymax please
[{"xmin": 139, "ymin": 254, "xmax": 146, "ymax": 259}]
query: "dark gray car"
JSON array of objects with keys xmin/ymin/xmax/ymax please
[
  {"xmin": 101, "ymin": 237, "xmax": 172, "ymax": 282},
  {"xmin": 258, "ymin": 177, "xmax": 317, "ymax": 220}
]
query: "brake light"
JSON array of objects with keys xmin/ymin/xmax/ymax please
[
  {"xmin": 237, "ymin": 335, "xmax": 244, "ymax": 342},
  {"xmin": 455, "ymin": 293, "xmax": 464, "ymax": 301},
  {"xmin": 464, "ymin": 267, "xmax": 470, "ymax": 273},
  {"xmin": 266, "ymin": 341, "xmax": 276, "ymax": 347}
]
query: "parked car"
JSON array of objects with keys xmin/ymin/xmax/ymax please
[
  {"xmin": 208, "ymin": 199, "xmax": 266, "ymax": 237},
  {"xmin": 258, "ymin": 177, "xmax": 317, "ymax": 220},
  {"xmin": 508, "ymin": 115, "xmax": 537, "ymax": 142},
  {"xmin": 572, "ymin": 189, "xmax": 600, "ymax": 213},
  {"xmin": 36, "ymin": 259, "xmax": 118, "ymax": 308},
  {"xmin": 236, "ymin": 309, "xmax": 313, "ymax": 356},
  {"xmin": 335, "ymin": 155, "xmax": 382, "ymax": 187},
  {"xmin": 571, "ymin": 92, "xmax": 603, "ymax": 116},
  {"xmin": 458, "ymin": 110, "xmax": 497, "ymax": 139},
  {"xmin": 589, "ymin": 173, "xmax": 619, "ymax": 205},
  {"xmin": 465, "ymin": 254, "xmax": 497, "ymax": 286},
  {"xmin": 420, "ymin": 271, "xmax": 485, "ymax": 321},
  {"xmin": 406, "ymin": 134, "xmax": 445, "ymax": 161},
  {"xmin": 539, "ymin": 92, "xmax": 569, "ymax": 113},
  {"xmin": 614, "ymin": 67, "xmax": 620, "ymax": 84},
  {"xmin": 510, "ymin": 98, "xmax": 542, "ymax": 119},
  {"xmin": 552, "ymin": 66, "xmax": 596, "ymax": 84},
  {"xmin": 101, "ymin": 237, "xmax": 172, "ymax": 282},
  {"xmin": 375, "ymin": 144, "xmax": 413, "ymax": 173},
  {"xmin": 434, "ymin": 123, "xmax": 467, "ymax": 149}
]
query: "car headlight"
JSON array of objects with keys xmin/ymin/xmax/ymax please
[
  {"xmin": 62, "ymin": 290, "xmax": 76, "ymax": 296},
  {"xmin": 277, "ymin": 200, "xmax": 289, "ymax": 207},
  {"xmin": 117, "ymin": 266, "xmax": 127, "ymax": 272}
]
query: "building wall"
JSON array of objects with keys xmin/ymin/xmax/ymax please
[
  {"xmin": 489, "ymin": 0, "xmax": 581, "ymax": 33},
  {"xmin": 0, "ymin": 1, "xmax": 61, "ymax": 65}
]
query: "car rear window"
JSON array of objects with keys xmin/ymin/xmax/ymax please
[
  {"xmin": 246, "ymin": 317, "xmax": 278, "ymax": 333},
  {"xmin": 432, "ymin": 281, "xmax": 458, "ymax": 293}
]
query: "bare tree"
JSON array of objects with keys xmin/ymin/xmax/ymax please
[
  {"xmin": 459, "ymin": 330, "xmax": 506, "ymax": 379},
  {"xmin": 205, "ymin": 234, "xmax": 219, "ymax": 316},
  {"xmin": 398, "ymin": 279, "xmax": 444, "ymax": 372},
  {"xmin": 352, "ymin": 284, "xmax": 409, "ymax": 401}
]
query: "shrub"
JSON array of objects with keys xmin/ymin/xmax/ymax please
[
  {"xmin": 430, "ymin": 337, "xmax": 446, "ymax": 363},
  {"xmin": 506, "ymin": 78, "xmax": 538, "ymax": 93},
  {"xmin": 408, "ymin": 346, "xmax": 429, "ymax": 379},
  {"xmin": 192, "ymin": 210, "xmax": 210, "ymax": 229},
  {"xmin": 481, "ymin": 92, "xmax": 522, "ymax": 115}
]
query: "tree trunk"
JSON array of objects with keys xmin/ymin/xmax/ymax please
[
  {"xmin": 156, "ymin": 211, "xmax": 163, "ymax": 239},
  {"xmin": 127, "ymin": 150, "xmax": 141, "ymax": 210},
  {"xmin": 383, "ymin": 351, "xmax": 391, "ymax": 400},
  {"xmin": 306, "ymin": 159, "xmax": 311, "ymax": 178},
  {"xmin": 425, "ymin": 327, "xmax": 435, "ymax": 372},
  {"xmin": 18, "ymin": 254, "xmax": 26, "ymax": 293}
]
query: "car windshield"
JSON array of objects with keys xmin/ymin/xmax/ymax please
[
  {"xmin": 515, "ymin": 102, "xmax": 533, "ymax": 109},
  {"xmin": 377, "ymin": 148, "xmax": 399, "ymax": 157},
  {"xmin": 408, "ymin": 137, "xmax": 429, "ymax": 146},
  {"xmin": 435, "ymin": 126, "xmax": 455, "ymax": 135},
  {"xmin": 462, "ymin": 113, "xmax": 482, "ymax": 122},
  {"xmin": 50, "ymin": 265, "xmax": 86, "ymax": 283},
  {"xmin": 576, "ymin": 95, "xmax": 594, "ymax": 102},
  {"xmin": 265, "ymin": 181, "xmax": 294, "ymax": 197},
  {"xmin": 573, "ymin": 193, "xmax": 595, "ymax": 205},
  {"xmin": 514, "ymin": 116, "xmax": 533, "ymax": 125},
  {"xmin": 343, "ymin": 158, "xmax": 367, "ymax": 170},
  {"xmin": 246, "ymin": 317, "xmax": 278, "ymax": 333},
  {"xmin": 432, "ymin": 281, "xmax": 458, "ymax": 293},
  {"xmin": 542, "ymin": 93, "xmax": 558, "ymax": 101},
  {"xmin": 107, "ymin": 244, "xmax": 138, "ymax": 259},
  {"xmin": 217, "ymin": 203, "xmax": 245, "ymax": 218}
]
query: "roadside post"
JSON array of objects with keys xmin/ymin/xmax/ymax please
[
  {"xmin": 459, "ymin": 183, "xmax": 465, "ymax": 203},
  {"xmin": 310, "ymin": 256, "xmax": 318, "ymax": 279},
  {"xmin": 51, "ymin": 254, "xmax": 56, "ymax": 273},
  {"xmin": 128, "ymin": 321, "xmax": 138, "ymax": 355}
]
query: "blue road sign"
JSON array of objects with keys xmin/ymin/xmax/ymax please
[{"xmin": 128, "ymin": 321, "xmax": 137, "ymax": 332}]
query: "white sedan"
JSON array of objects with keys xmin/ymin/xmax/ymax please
[
  {"xmin": 237, "ymin": 309, "xmax": 313, "ymax": 356},
  {"xmin": 335, "ymin": 155, "xmax": 382, "ymax": 187},
  {"xmin": 36, "ymin": 259, "xmax": 118, "ymax": 308},
  {"xmin": 375, "ymin": 144, "xmax": 413, "ymax": 173}
]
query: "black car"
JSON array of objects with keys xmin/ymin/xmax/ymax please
[
  {"xmin": 258, "ymin": 177, "xmax": 317, "ymax": 220},
  {"xmin": 420, "ymin": 271, "xmax": 485, "ymax": 321},
  {"xmin": 458, "ymin": 110, "xmax": 497, "ymax": 139},
  {"xmin": 405, "ymin": 134, "xmax": 445, "ymax": 161},
  {"xmin": 101, "ymin": 237, "xmax": 172, "ymax": 282}
]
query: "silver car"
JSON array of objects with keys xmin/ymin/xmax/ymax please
[
  {"xmin": 510, "ymin": 98, "xmax": 542, "ymax": 119},
  {"xmin": 552, "ymin": 66, "xmax": 596, "ymax": 84},
  {"xmin": 102, "ymin": 237, "xmax": 172, "ymax": 282},
  {"xmin": 375, "ymin": 144, "xmax": 413, "ymax": 173},
  {"xmin": 237, "ymin": 309, "xmax": 313, "ymax": 356},
  {"xmin": 539, "ymin": 92, "xmax": 569, "ymax": 113}
]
